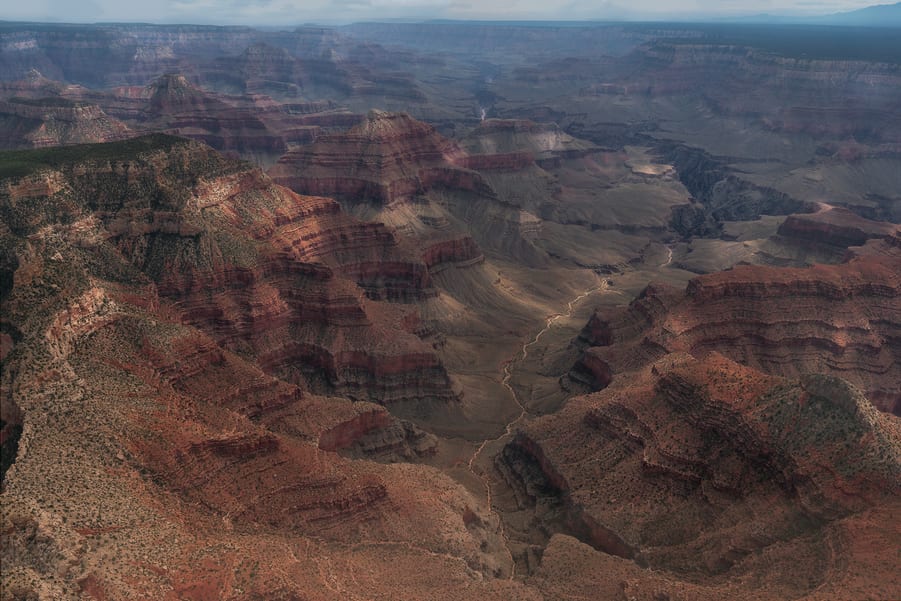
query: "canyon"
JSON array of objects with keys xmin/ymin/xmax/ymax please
[{"xmin": 1, "ymin": 18, "xmax": 899, "ymax": 601}]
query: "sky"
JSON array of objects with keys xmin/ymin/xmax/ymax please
[{"xmin": 0, "ymin": 0, "xmax": 889, "ymax": 25}]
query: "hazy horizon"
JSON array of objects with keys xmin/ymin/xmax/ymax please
[{"xmin": 2, "ymin": 0, "xmax": 897, "ymax": 27}]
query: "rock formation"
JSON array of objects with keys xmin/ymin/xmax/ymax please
[
  {"xmin": 510, "ymin": 352, "xmax": 901, "ymax": 600},
  {"xmin": 1, "ymin": 135, "xmax": 458, "ymax": 408},
  {"xmin": 777, "ymin": 203, "xmax": 901, "ymax": 249},
  {"xmin": 0, "ymin": 97, "xmax": 131, "ymax": 149},
  {"xmin": 269, "ymin": 110, "xmax": 548, "ymax": 270},
  {"xmin": 270, "ymin": 109, "xmax": 480, "ymax": 206},
  {"xmin": 459, "ymin": 119, "xmax": 598, "ymax": 170},
  {"xmin": 2, "ymin": 19, "xmax": 900, "ymax": 601},
  {"xmin": 0, "ymin": 134, "xmax": 539, "ymax": 600},
  {"xmin": 574, "ymin": 239, "xmax": 901, "ymax": 414}
]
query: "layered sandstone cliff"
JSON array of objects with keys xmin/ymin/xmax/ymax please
[
  {"xmin": 269, "ymin": 110, "xmax": 556, "ymax": 268},
  {"xmin": 459, "ymin": 119, "xmax": 598, "ymax": 169},
  {"xmin": 270, "ymin": 109, "xmax": 486, "ymax": 206},
  {"xmin": 574, "ymin": 243, "xmax": 901, "ymax": 414},
  {"xmin": 510, "ymin": 353, "xmax": 900, "ymax": 600},
  {"xmin": 777, "ymin": 203, "xmax": 901, "ymax": 249},
  {"xmin": 0, "ymin": 134, "xmax": 535, "ymax": 600},
  {"xmin": 0, "ymin": 97, "xmax": 131, "ymax": 149},
  {"xmin": 138, "ymin": 73, "xmax": 288, "ymax": 159},
  {"xmin": 1, "ymin": 135, "xmax": 458, "ymax": 408}
]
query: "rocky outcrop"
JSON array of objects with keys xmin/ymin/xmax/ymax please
[
  {"xmin": 271, "ymin": 110, "xmax": 553, "ymax": 275},
  {"xmin": 460, "ymin": 119, "xmax": 597, "ymax": 166},
  {"xmin": 627, "ymin": 41, "xmax": 901, "ymax": 142},
  {"xmin": 137, "ymin": 73, "xmax": 288, "ymax": 159},
  {"xmin": 422, "ymin": 237, "xmax": 484, "ymax": 273},
  {"xmin": 318, "ymin": 405, "xmax": 438, "ymax": 461},
  {"xmin": 270, "ymin": 110, "xmax": 487, "ymax": 206},
  {"xmin": 144, "ymin": 73, "xmax": 214, "ymax": 114},
  {"xmin": 576, "ymin": 248, "xmax": 901, "ymax": 414},
  {"xmin": 777, "ymin": 204, "xmax": 901, "ymax": 249},
  {"xmin": 0, "ymin": 97, "xmax": 131, "ymax": 149},
  {"xmin": 505, "ymin": 352, "xmax": 900, "ymax": 597},
  {"xmin": 140, "ymin": 398, "xmax": 393, "ymax": 534},
  {"xmin": 1, "ymin": 135, "xmax": 458, "ymax": 409},
  {"xmin": 661, "ymin": 142, "xmax": 812, "ymax": 236}
]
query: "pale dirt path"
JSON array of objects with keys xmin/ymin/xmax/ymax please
[
  {"xmin": 465, "ymin": 274, "xmax": 608, "ymax": 578},
  {"xmin": 662, "ymin": 245, "xmax": 673, "ymax": 268}
]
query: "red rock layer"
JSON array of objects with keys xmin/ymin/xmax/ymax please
[
  {"xmin": 510, "ymin": 353, "xmax": 901, "ymax": 599},
  {"xmin": 0, "ymin": 216, "xmax": 510, "ymax": 599},
  {"xmin": 1, "ymin": 135, "xmax": 458, "ymax": 408},
  {"xmin": 777, "ymin": 204, "xmax": 901, "ymax": 249},
  {"xmin": 318, "ymin": 405, "xmax": 438, "ymax": 461},
  {"xmin": 456, "ymin": 152, "xmax": 536, "ymax": 171},
  {"xmin": 422, "ymin": 236, "xmax": 485, "ymax": 272},
  {"xmin": 576, "ymin": 247, "xmax": 901, "ymax": 414},
  {"xmin": 269, "ymin": 110, "xmax": 491, "ymax": 206},
  {"xmin": 136, "ymin": 73, "xmax": 288, "ymax": 157},
  {"xmin": 0, "ymin": 98, "xmax": 132, "ymax": 149}
]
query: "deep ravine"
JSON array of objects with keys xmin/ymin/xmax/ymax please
[{"xmin": 465, "ymin": 275, "xmax": 608, "ymax": 578}]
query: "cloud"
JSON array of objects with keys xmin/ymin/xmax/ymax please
[{"xmin": 1, "ymin": 0, "xmax": 886, "ymax": 25}]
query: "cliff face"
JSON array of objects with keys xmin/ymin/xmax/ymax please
[
  {"xmin": 0, "ymin": 135, "xmax": 456, "ymax": 408},
  {"xmin": 270, "ymin": 110, "xmax": 481, "ymax": 206},
  {"xmin": 661, "ymin": 142, "xmax": 812, "ymax": 237},
  {"xmin": 0, "ymin": 97, "xmax": 132, "ymax": 149},
  {"xmin": 135, "ymin": 73, "xmax": 288, "ymax": 160},
  {"xmin": 460, "ymin": 119, "xmax": 598, "ymax": 167},
  {"xmin": 627, "ymin": 43, "xmax": 901, "ymax": 142},
  {"xmin": 506, "ymin": 352, "xmax": 900, "ymax": 600},
  {"xmin": 776, "ymin": 204, "xmax": 901, "ymax": 248},
  {"xmin": 0, "ymin": 135, "xmax": 528, "ymax": 600},
  {"xmin": 575, "ymin": 244, "xmax": 901, "ymax": 414},
  {"xmin": 268, "ymin": 110, "xmax": 561, "ymax": 270}
]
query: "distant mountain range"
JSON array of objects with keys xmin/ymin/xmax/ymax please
[
  {"xmin": 726, "ymin": 2, "xmax": 901, "ymax": 27},
  {"xmin": 819, "ymin": 2, "xmax": 901, "ymax": 26}
]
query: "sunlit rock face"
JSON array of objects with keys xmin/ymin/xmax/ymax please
[{"xmin": 575, "ymin": 237, "xmax": 901, "ymax": 414}]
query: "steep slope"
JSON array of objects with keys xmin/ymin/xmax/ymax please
[
  {"xmin": 137, "ymin": 73, "xmax": 287, "ymax": 162},
  {"xmin": 0, "ymin": 134, "xmax": 552, "ymax": 600},
  {"xmin": 513, "ymin": 353, "xmax": 900, "ymax": 599},
  {"xmin": 270, "ymin": 109, "xmax": 478, "ymax": 206},
  {"xmin": 269, "ymin": 109, "xmax": 547, "ymax": 270},
  {"xmin": 0, "ymin": 97, "xmax": 131, "ymax": 149},
  {"xmin": 574, "ymin": 238, "xmax": 901, "ymax": 414},
  {"xmin": 0, "ymin": 135, "xmax": 458, "ymax": 408}
]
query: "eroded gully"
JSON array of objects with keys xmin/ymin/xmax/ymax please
[{"xmin": 466, "ymin": 274, "xmax": 608, "ymax": 578}]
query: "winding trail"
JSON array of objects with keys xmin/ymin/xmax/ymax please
[
  {"xmin": 465, "ymin": 274, "xmax": 607, "ymax": 577},
  {"xmin": 661, "ymin": 244, "xmax": 673, "ymax": 268}
]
